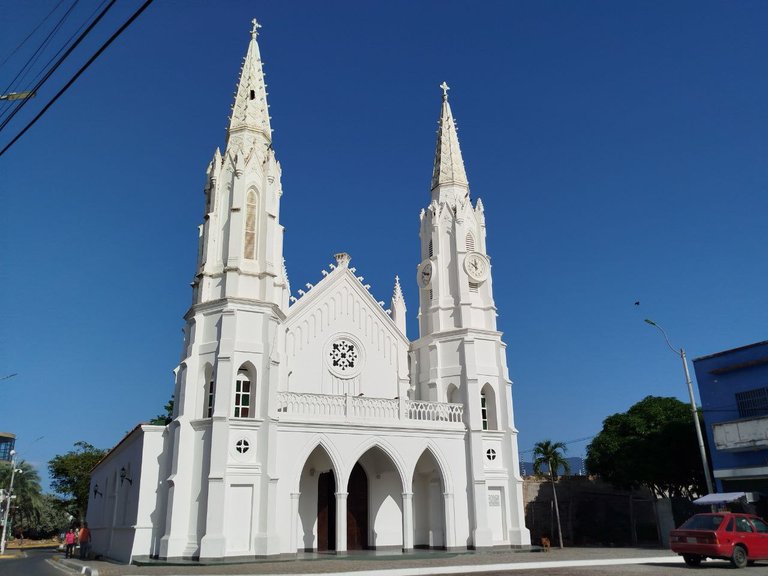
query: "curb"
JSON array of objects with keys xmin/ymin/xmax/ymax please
[{"xmin": 58, "ymin": 557, "xmax": 100, "ymax": 576}]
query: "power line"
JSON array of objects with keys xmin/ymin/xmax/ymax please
[
  {"xmin": 0, "ymin": 0, "xmax": 118, "ymax": 135},
  {"xmin": 0, "ymin": 0, "xmax": 156, "ymax": 158},
  {"xmin": 0, "ymin": 0, "xmax": 68, "ymax": 71}
]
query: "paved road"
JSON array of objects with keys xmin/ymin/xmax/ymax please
[
  {"xmin": 0, "ymin": 547, "xmax": 71, "ymax": 576},
  {"xmin": 469, "ymin": 559, "xmax": 766, "ymax": 575}
]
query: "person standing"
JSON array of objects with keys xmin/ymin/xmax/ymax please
[
  {"xmin": 64, "ymin": 528, "xmax": 76, "ymax": 558},
  {"xmin": 78, "ymin": 522, "xmax": 91, "ymax": 560}
]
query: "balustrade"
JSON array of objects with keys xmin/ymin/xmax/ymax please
[{"xmin": 275, "ymin": 392, "xmax": 463, "ymax": 427}]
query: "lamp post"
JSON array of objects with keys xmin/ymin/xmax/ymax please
[
  {"xmin": 645, "ymin": 319, "xmax": 714, "ymax": 495},
  {"xmin": 1, "ymin": 450, "xmax": 23, "ymax": 555}
]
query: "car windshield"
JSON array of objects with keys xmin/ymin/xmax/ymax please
[{"xmin": 680, "ymin": 515, "xmax": 724, "ymax": 530}]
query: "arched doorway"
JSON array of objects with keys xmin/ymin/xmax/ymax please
[
  {"xmin": 412, "ymin": 449, "xmax": 446, "ymax": 548},
  {"xmin": 351, "ymin": 446, "xmax": 404, "ymax": 549},
  {"xmin": 347, "ymin": 463, "xmax": 368, "ymax": 550},
  {"xmin": 298, "ymin": 445, "xmax": 337, "ymax": 552}
]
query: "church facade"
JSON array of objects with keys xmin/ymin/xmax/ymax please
[{"xmin": 87, "ymin": 21, "xmax": 531, "ymax": 562}]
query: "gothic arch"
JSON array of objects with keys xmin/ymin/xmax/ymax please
[
  {"xmin": 345, "ymin": 437, "xmax": 407, "ymax": 493},
  {"xmin": 408, "ymin": 442, "xmax": 453, "ymax": 494},
  {"xmin": 291, "ymin": 435, "xmax": 344, "ymax": 493},
  {"xmin": 481, "ymin": 382, "xmax": 499, "ymax": 430},
  {"xmin": 202, "ymin": 362, "xmax": 214, "ymax": 418},
  {"xmin": 411, "ymin": 445, "xmax": 449, "ymax": 548},
  {"xmin": 244, "ymin": 187, "xmax": 259, "ymax": 260},
  {"xmin": 233, "ymin": 361, "xmax": 257, "ymax": 418},
  {"xmin": 446, "ymin": 383, "xmax": 460, "ymax": 405}
]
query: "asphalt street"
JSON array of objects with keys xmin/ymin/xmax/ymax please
[{"xmin": 0, "ymin": 547, "xmax": 69, "ymax": 576}]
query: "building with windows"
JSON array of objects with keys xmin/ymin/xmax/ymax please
[
  {"xmin": 86, "ymin": 20, "xmax": 530, "ymax": 562},
  {"xmin": 693, "ymin": 340, "xmax": 768, "ymax": 506},
  {"xmin": 0, "ymin": 433, "xmax": 15, "ymax": 462}
]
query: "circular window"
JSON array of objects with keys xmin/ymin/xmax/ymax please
[
  {"xmin": 486, "ymin": 448, "xmax": 497, "ymax": 461},
  {"xmin": 235, "ymin": 439, "xmax": 250, "ymax": 454},
  {"xmin": 325, "ymin": 334, "xmax": 365, "ymax": 378}
]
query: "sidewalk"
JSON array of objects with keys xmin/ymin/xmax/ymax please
[{"xmin": 54, "ymin": 547, "xmax": 681, "ymax": 576}]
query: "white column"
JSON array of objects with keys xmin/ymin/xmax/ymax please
[
  {"xmin": 335, "ymin": 491, "xmax": 348, "ymax": 553},
  {"xmin": 401, "ymin": 492, "xmax": 413, "ymax": 551},
  {"xmin": 290, "ymin": 492, "xmax": 300, "ymax": 553},
  {"xmin": 443, "ymin": 492, "xmax": 456, "ymax": 549}
]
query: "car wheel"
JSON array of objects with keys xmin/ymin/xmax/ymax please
[
  {"xmin": 683, "ymin": 554, "xmax": 702, "ymax": 567},
  {"xmin": 731, "ymin": 545, "xmax": 748, "ymax": 569}
]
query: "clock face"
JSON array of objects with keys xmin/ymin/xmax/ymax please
[
  {"xmin": 419, "ymin": 261, "xmax": 433, "ymax": 287},
  {"xmin": 464, "ymin": 252, "xmax": 489, "ymax": 282}
]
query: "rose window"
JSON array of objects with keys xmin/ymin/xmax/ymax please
[{"xmin": 329, "ymin": 339, "xmax": 358, "ymax": 372}]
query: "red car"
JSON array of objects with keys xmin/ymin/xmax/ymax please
[{"xmin": 670, "ymin": 512, "xmax": 768, "ymax": 568}]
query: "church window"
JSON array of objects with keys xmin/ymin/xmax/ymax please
[
  {"xmin": 469, "ymin": 282, "xmax": 479, "ymax": 293},
  {"xmin": 234, "ymin": 371, "xmax": 252, "ymax": 418},
  {"xmin": 428, "ymin": 240, "xmax": 433, "ymax": 258},
  {"xmin": 481, "ymin": 384, "xmax": 499, "ymax": 430},
  {"xmin": 486, "ymin": 448, "xmax": 497, "ymax": 461},
  {"xmin": 249, "ymin": 89, "xmax": 256, "ymax": 100},
  {"xmin": 329, "ymin": 339, "xmax": 358, "ymax": 372},
  {"xmin": 466, "ymin": 232, "xmax": 475, "ymax": 252},
  {"xmin": 206, "ymin": 377, "xmax": 215, "ymax": 418},
  {"xmin": 235, "ymin": 438, "xmax": 250, "ymax": 453},
  {"xmin": 429, "ymin": 289, "xmax": 433, "ymax": 300},
  {"xmin": 244, "ymin": 189, "xmax": 257, "ymax": 259}
]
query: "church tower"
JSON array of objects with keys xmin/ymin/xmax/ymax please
[
  {"xmin": 159, "ymin": 20, "xmax": 287, "ymax": 559},
  {"xmin": 411, "ymin": 84, "xmax": 530, "ymax": 547}
]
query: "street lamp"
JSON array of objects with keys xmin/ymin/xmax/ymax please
[
  {"xmin": 0, "ymin": 450, "xmax": 23, "ymax": 555},
  {"xmin": 645, "ymin": 319, "xmax": 715, "ymax": 495}
]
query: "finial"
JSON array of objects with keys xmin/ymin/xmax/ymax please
[
  {"xmin": 440, "ymin": 81, "xmax": 450, "ymax": 101},
  {"xmin": 251, "ymin": 18, "xmax": 262, "ymax": 39},
  {"xmin": 334, "ymin": 252, "xmax": 351, "ymax": 268}
]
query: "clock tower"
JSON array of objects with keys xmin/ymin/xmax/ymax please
[{"xmin": 410, "ymin": 84, "xmax": 530, "ymax": 547}]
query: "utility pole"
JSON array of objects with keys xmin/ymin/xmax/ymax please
[{"xmin": 0, "ymin": 450, "xmax": 22, "ymax": 555}]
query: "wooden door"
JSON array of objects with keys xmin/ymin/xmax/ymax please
[
  {"xmin": 317, "ymin": 471, "xmax": 336, "ymax": 551},
  {"xmin": 347, "ymin": 463, "xmax": 369, "ymax": 550}
]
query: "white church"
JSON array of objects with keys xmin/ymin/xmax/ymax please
[{"xmin": 87, "ymin": 20, "xmax": 531, "ymax": 562}]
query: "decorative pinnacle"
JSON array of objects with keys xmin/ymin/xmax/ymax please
[
  {"xmin": 440, "ymin": 81, "xmax": 450, "ymax": 101},
  {"xmin": 251, "ymin": 18, "xmax": 262, "ymax": 39}
]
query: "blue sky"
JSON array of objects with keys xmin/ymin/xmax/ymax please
[{"xmin": 1, "ymin": 1, "xmax": 766, "ymax": 490}]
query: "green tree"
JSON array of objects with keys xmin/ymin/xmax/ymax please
[
  {"xmin": 149, "ymin": 395, "xmax": 174, "ymax": 425},
  {"xmin": 0, "ymin": 460, "xmax": 44, "ymax": 537},
  {"xmin": 533, "ymin": 439, "xmax": 570, "ymax": 549},
  {"xmin": 585, "ymin": 395, "xmax": 705, "ymax": 499},
  {"xmin": 48, "ymin": 441, "xmax": 108, "ymax": 520}
]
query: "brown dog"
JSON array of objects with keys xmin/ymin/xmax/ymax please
[{"xmin": 540, "ymin": 536, "xmax": 551, "ymax": 551}]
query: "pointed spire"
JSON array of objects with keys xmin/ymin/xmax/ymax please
[
  {"xmin": 227, "ymin": 18, "xmax": 271, "ymax": 144},
  {"xmin": 431, "ymin": 82, "xmax": 468, "ymax": 192},
  {"xmin": 390, "ymin": 275, "xmax": 407, "ymax": 335}
]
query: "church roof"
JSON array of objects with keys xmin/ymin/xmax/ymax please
[
  {"xmin": 430, "ymin": 82, "xmax": 469, "ymax": 192},
  {"xmin": 227, "ymin": 19, "xmax": 272, "ymax": 143}
]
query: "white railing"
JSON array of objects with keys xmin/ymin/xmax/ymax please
[{"xmin": 275, "ymin": 392, "xmax": 464, "ymax": 428}]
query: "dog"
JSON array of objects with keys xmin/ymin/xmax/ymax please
[{"xmin": 540, "ymin": 536, "xmax": 551, "ymax": 551}]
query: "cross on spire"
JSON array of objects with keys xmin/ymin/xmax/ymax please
[
  {"xmin": 440, "ymin": 81, "xmax": 450, "ymax": 100},
  {"xmin": 251, "ymin": 18, "xmax": 262, "ymax": 39}
]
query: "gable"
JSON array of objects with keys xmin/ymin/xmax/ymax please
[{"xmin": 284, "ymin": 268, "xmax": 408, "ymax": 398}]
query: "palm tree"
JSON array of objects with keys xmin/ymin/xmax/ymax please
[
  {"xmin": 0, "ymin": 460, "xmax": 44, "ymax": 537},
  {"xmin": 532, "ymin": 440, "xmax": 570, "ymax": 549}
]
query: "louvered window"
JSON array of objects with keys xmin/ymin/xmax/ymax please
[
  {"xmin": 244, "ymin": 190, "xmax": 257, "ymax": 259},
  {"xmin": 466, "ymin": 232, "xmax": 475, "ymax": 252},
  {"xmin": 428, "ymin": 240, "xmax": 433, "ymax": 258},
  {"xmin": 469, "ymin": 282, "xmax": 479, "ymax": 293},
  {"xmin": 736, "ymin": 387, "xmax": 768, "ymax": 418}
]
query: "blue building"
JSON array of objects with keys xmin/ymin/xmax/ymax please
[
  {"xmin": 693, "ymin": 341, "xmax": 768, "ymax": 505},
  {"xmin": 0, "ymin": 433, "xmax": 15, "ymax": 462}
]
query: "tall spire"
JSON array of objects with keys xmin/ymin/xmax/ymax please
[
  {"xmin": 430, "ymin": 82, "xmax": 468, "ymax": 192},
  {"xmin": 227, "ymin": 18, "xmax": 271, "ymax": 144}
]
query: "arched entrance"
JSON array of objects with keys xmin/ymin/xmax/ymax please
[
  {"xmin": 298, "ymin": 445, "xmax": 337, "ymax": 552},
  {"xmin": 412, "ymin": 449, "xmax": 446, "ymax": 548},
  {"xmin": 352, "ymin": 446, "xmax": 404, "ymax": 550}
]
